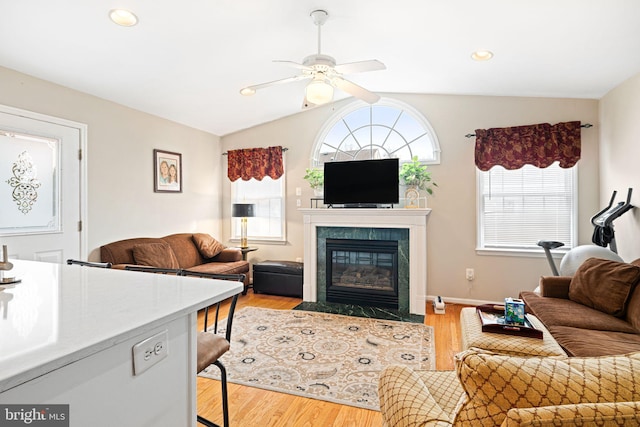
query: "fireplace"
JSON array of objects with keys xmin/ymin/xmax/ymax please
[
  {"xmin": 326, "ymin": 238, "xmax": 399, "ymax": 308},
  {"xmin": 300, "ymin": 208, "xmax": 431, "ymax": 316}
]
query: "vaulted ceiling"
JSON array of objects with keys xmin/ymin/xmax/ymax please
[{"xmin": 1, "ymin": 0, "xmax": 639, "ymax": 136}]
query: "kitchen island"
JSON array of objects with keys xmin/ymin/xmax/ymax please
[{"xmin": 0, "ymin": 259, "xmax": 242, "ymax": 426}]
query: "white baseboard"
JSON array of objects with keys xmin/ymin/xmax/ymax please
[{"xmin": 425, "ymin": 294, "xmax": 502, "ymax": 307}]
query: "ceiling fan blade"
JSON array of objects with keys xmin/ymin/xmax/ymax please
[
  {"xmin": 333, "ymin": 77, "xmax": 380, "ymax": 104},
  {"xmin": 241, "ymin": 74, "xmax": 312, "ymax": 93},
  {"xmin": 273, "ymin": 60, "xmax": 313, "ymax": 72},
  {"xmin": 334, "ymin": 60, "xmax": 386, "ymax": 75}
]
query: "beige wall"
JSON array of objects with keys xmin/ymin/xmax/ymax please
[
  {"xmin": 0, "ymin": 66, "xmax": 223, "ymax": 260},
  {"xmin": 222, "ymin": 93, "xmax": 600, "ymax": 304},
  {"xmin": 600, "ymin": 72, "xmax": 640, "ymax": 261},
  {"xmin": 1, "ymin": 63, "xmax": 609, "ymax": 304}
]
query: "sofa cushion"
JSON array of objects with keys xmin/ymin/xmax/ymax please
[
  {"xmin": 538, "ymin": 276, "xmax": 571, "ymax": 299},
  {"xmin": 184, "ymin": 261, "xmax": 249, "ymax": 277},
  {"xmin": 502, "ymin": 402, "xmax": 640, "ymax": 427},
  {"xmin": 520, "ymin": 291, "xmax": 639, "ymax": 334},
  {"xmin": 626, "ymin": 286, "xmax": 640, "ymax": 332},
  {"xmin": 547, "ymin": 325, "xmax": 640, "ymax": 357},
  {"xmin": 192, "ymin": 233, "xmax": 225, "ymax": 259},
  {"xmin": 452, "ymin": 348, "xmax": 640, "ymax": 427},
  {"xmin": 101, "ymin": 237, "xmax": 164, "ymax": 265},
  {"xmin": 161, "ymin": 233, "xmax": 204, "ymax": 268},
  {"xmin": 132, "ymin": 242, "xmax": 179, "ymax": 269},
  {"xmin": 568, "ymin": 257, "xmax": 640, "ymax": 317},
  {"xmin": 625, "ymin": 260, "xmax": 640, "ymax": 330}
]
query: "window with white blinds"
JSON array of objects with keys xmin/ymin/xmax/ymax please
[
  {"xmin": 231, "ymin": 175, "xmax": 286, "ymax": 243},
  {"xmin": 477, "ymin": 162, "xmax": 576, "ymax": 251}
]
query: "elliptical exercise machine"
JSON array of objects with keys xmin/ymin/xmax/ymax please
[{"xmin": 538, "ymin": 188, "xmax": 634, "ymax": 276}]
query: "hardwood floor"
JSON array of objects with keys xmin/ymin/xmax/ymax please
[{"xmin": 196, "ymin": 292, "xmax": 466, "ymax": 427}]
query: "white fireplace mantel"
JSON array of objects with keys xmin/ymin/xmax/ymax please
[{"xmin": 300, "ymin": 208, "xmax": 431, "ymax": 316}]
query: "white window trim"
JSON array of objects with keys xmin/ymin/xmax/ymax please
[
  {"xmin": 230, "ymin": 174, "xmax": 287, "ymax": 245},
  {"xmin": 311, "ymin": 98, "xmax": 441, "ymax": 166},
  {"xmin": 475, "ymin": 164, "xmax": 578, "ymax": 257}
]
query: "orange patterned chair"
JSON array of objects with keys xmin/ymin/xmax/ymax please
[{"xmin": 378, "ymin": 348, "xmax": 640, "ymax": 427}]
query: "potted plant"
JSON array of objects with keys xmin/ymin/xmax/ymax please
[
  {"xmin": 303, "ymin": 168, "xmax": 324, "ymax": 196},
  {"xmin": 399, "ymin": 156, "xmax": 437, "ymax": 193},
  {"xmin": 399, "ymin": 156, "xmax": 436, "ymax": 207}
]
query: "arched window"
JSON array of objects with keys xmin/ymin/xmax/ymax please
[{"xmin": 311, "ymin": 98, "xmax": 440, "ymax": 167}]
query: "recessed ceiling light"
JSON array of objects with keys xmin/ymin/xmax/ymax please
[
  {"xmin": 240, "ymin": 87, "xmax": 256, "ymax": 96},
  {"xmin": 109, "ymin": 9, "xmax": 138, "ymax": 27},
  {"xmin": 471, "ymin": 50, "xmax": 494, "ymax": 61}
]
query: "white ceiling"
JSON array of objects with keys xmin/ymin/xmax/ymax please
[{"xmin": 1, "ymin": 0, "xmax": 639, "ymax": 136}]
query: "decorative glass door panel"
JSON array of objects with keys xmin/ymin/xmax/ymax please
[{"xmin": 1, "ymin": 131, "xmax": 60, "ymax": 235}]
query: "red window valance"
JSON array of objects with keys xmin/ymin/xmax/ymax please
[
  {"xmin": 227, "ymin": 146, "xmax": 284, "ymax": 181},
  {"xmin": 474, "ymin": 121, "xmax": 581, "ymax": 171}
]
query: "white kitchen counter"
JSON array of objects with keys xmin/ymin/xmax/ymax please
[{"xmin": 0, "ymin": 259, "xmax": 242, "ymax": 426}]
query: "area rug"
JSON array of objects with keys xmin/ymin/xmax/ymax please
[{"xmin": 198, "ymin": 307, "xmax": 435, "ymax": 410}]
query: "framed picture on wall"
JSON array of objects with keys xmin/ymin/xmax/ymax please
[{"xmin": 154, "ymin": 149, "xmax": 182, "ymax": 193}]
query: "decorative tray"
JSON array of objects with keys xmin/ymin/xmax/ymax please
[{"xmin": 476, "ymin": 304, "xmax": 543, "ymax": 339}]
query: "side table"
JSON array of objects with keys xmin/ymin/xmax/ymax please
[
  {"xmin": 233, "ymin": 247, "xmax": 258, "ymax": 293},
  {"xmin": 460, "ymin": 307, "xmax": 566, "ymax": 357},
  {"xmin": 234, "ymin": 247, "xmax": 258, "ymax": 261}
]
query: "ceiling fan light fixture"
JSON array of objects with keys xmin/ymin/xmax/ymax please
[
  {"xmin": 306, "ymin": 78, "xmax": 333, "ymax": 105},
  {"xmin": 240, "ymin": 9, "xmax": 384, "ymax": 107},
  {"xmin": 109, "ymin": 9, "xmax": 138, "ymax": 27}
]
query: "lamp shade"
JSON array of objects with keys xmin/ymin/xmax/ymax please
[
  {"xmin": 232, "ymin": 203, "xmax": 255, "ymax": 218},
  {"xmin": 306, "ymin": 79, "xmax": 334, "ymax": 105}
]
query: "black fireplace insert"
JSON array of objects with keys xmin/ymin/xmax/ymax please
[{"xmin": 325, "ymin": 238, "xmax": 399, "ymax": 308}]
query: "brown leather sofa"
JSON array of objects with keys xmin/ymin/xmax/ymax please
[
  {"xmin": 520, "ymin": 257, "xmax": 640, "ymax": 356},
  {"xmin": 100, "ymin": 233, "xmax": 250, "ymax": 293}
]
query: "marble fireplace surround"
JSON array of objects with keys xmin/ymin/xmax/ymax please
[{"xmin": 301, "ymin": 208, "xmax": 431, "ymax": 316}]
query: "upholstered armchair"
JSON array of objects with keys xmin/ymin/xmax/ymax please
[{"xmin": 378, "ymin": 348, "xmax": 640, "ymax": 427}]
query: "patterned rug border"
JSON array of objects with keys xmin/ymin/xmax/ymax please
[{"xmin": 199, "ymin": 307, "xmax": 435, "ymax": 411}]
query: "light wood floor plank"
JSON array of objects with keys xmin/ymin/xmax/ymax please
[{"xmin": 196, "ymin": 292, "xmax": 466, "ymax": 426}]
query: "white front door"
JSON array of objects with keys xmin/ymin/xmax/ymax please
[{"xmin": 0, "ymin": 105, "xmax": 86, "ymax": 263}]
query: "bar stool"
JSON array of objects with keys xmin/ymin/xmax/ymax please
[
  {"xmin": 66, "ymin": 259, "xmax": 112, "ymax": 268},
  {"xmin": 180, "ymin": 270, "xmax": 244, "ymax": 427},
  {"xmin": 123, "ymin": 265, "xmax": 180, "ymax": 274}
]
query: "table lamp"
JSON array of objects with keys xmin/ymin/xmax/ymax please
[{"xmin": 232, "ymin": 203, "xmax": 255, "ymax": 248}]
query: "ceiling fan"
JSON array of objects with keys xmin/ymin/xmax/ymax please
[{"xmin": 239, "ymin": 10, "xmax": 386, "ymax": 108}]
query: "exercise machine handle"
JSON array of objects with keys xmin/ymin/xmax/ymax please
[{"xmin": 591, "ymin": 188, "xmax": 634, "ymax": 228}]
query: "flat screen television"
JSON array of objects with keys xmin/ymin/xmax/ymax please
[{"xmin": 323, "ymin": 158, "xmax": 399, "ymax": 206}]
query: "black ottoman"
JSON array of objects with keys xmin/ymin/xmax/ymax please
[{"xmin": 253, "ymin": 260, "xmax": 303, "ymax": 297}]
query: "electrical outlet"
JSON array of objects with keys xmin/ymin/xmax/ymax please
[
  {"xmin": 466, "ymin": 268, "xmax": 475, "ymax": 281},
  {"xmin": 296, "ymin": 199, "xmax": 301, "ymax": 207},
  {"xmin": 132, "ymin": 330, "xmax": 168, "ymax": 375}
]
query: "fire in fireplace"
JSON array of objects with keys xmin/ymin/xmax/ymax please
[{"xmin": 326, "ymin": 238, "xmax": 399, "ymax": 308}]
